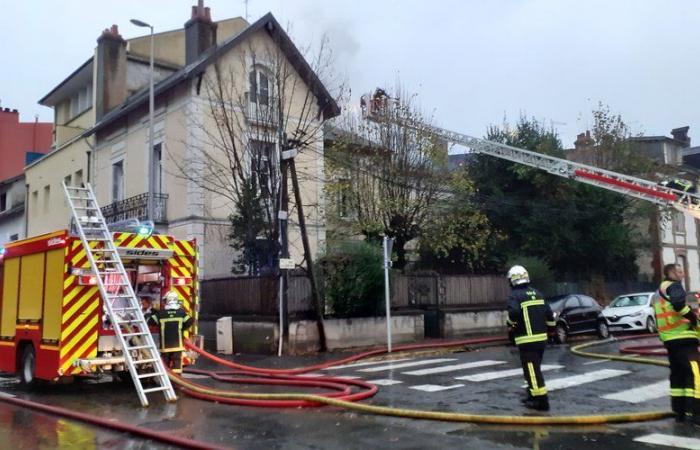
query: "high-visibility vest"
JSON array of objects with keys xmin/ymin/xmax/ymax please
[{"xmin": 654, "ymin": 281, "xmax": 697, "ymax": 342}]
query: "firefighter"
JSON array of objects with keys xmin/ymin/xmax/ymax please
[
  {"xmin": 661, "ymin": 178, "xmax": 697, "ymax": 195},
  {"xmin": 506, "ymin": 265, "xmax": 556, "ymax": 411},
  {"xmin": 149, "ymin": 291, "xmax": 193, "ymax": 374},
  {"xmin": 655, "ymin": 263, "xmax": 700, "ymax": 425}
]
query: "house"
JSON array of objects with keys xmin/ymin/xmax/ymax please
[
  {"xmin": 25, "ymin": 3, "xmax": 338, "ymax": 278},
  {"xmin": 568, "ymin": 126, "xmax": 700, "ymax": 290},
  {"xmin": 0, "ymin": 107, "xmax": 52, "ymax": 244}
]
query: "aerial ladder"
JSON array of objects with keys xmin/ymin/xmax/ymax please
[
  {"xmin": 360, "ymin": 90, "xmax": 700, "ymax": 219},
  {"xmin": 62, "ymin": 182, "xmax": 177, "ymax": 407}
]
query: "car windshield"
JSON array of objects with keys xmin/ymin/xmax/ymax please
[
  {"xmin": 546, "ymin": 295, "xmax": 568, "ymax": 311},
  {"xmin": 610, "ymin": 295, "xmax": 647, "ymax": 308}
]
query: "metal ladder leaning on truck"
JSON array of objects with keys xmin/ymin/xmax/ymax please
[{"xmin": 0, "ymin": 182, "xmax": 201, "ymax": 406}]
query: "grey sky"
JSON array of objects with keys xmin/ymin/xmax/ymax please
[{"xmin": 3, "ymin": 0, "xmax": 699, "ymax": 148}]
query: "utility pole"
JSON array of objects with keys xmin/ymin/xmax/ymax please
[{"xmin": 288, "ymin": 151, "xmax": 327, "ymax": 351}]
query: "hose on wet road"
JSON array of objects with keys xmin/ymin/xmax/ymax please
[{"xmin": 170, "ymin": 335, "xmax": 674, "ymax": 425}]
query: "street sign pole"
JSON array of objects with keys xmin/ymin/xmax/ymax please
[{"xmin": 383, "ymin": 236, "xmax": 394, "ymax": 353}]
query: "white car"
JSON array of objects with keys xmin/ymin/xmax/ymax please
[{"xmin": 602, "ymin": 292, "xmax": 657, "ymax": 333}]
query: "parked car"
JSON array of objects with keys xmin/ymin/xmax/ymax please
[
  {"xmin": 546, "ymin": 294, "xmax": 609, "ymax": 344},
  {"xmin": 601, "ymin": 292, "xmax": 656, "ymax": 334}
]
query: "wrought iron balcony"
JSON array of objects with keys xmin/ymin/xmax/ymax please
[
  {"xmin": 244, "ymin": 92, "xmax": 279, "ymax": 127},
  {"xmin": 101, "ymin": 192, "xmax": 168, "ymax": 224}
]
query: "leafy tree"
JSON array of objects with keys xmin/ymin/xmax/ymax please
[
  {"xmin": 326, "ymin": 87, "xmax": 445, "ymax": 269},
  {"xmin": 468, "ymin": 114, "xmax": 646, "ymax": 281},
  {"xmin": 318, "ymin": 241, "xmax": 384, "ymax": 317},
  {"xmin": 418, "ymin": 171, "xmax": 503, "ymax": 273}
]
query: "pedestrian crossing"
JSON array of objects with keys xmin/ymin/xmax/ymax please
[
  {"xmin": 634, "ymin": 433, "xmax": 700, "ymax": 450},
  {"xmin": 321, "ymin": 355, "xmax": 669, "ymax": 405}
]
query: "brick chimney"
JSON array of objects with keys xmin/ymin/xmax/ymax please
[
  {"xmin": 574, "ymin": 130, "xmax": 594, "ymax": 151},
  {"xmin": 671, "ymin": 126, "xmax": 691, "ymax": 147},
  {"xmin": 95, "ymin": 25, "xmax": 127, "ymax": 120},
  {"xmin": 185, "ymin": 0, "xmax": 217, "ymax": 65}
]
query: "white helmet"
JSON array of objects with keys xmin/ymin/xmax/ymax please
[
  {"xmin": 164, "ymin": 291, "xmax": 181, "ymax": 310},
  {"xmin": 507, "ymin": 265, "xmax": 530, "ymax": 286}
]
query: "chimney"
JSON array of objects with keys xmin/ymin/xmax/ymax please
[
  {"xmin": 185, "ymin": 0, "xmax": 217, "ymax": 65},
  {"xmin": 574, "ymin": 130, "xmax": 594, "ymax": 151},
  {"xmin": 95, "ymin": 25, "xmax": 127, "ymax": 120},
  {"xmin": 671, "ymin": 126, "xmax": 691, "ymax": 147}
]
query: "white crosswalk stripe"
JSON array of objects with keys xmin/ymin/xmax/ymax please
[
  {"xmin": 402, "ymin": 360, "xmax": 506, "ymax": 376},
  {"xmin": 601, "ymin": 380, "xmax": 668, "ymax": 403},
  {"xmin": 325, "ymin": 358, "xmax": 414, "ymax": 370},
  {"xmin": 359, "ymin": 358, "xmax": 458, "ymax": 373},
  {"xmin": 455, "ymin": 364, "xmax": 564, "ymax": 382},
  {"xmin": 539, "ymin": 369, "xmax": 630, "ymax": 392},
  {"xmin": 368, "ymin": 379, "xmax": 403, "ymax": 386},
  {"xmin": 410, "ymin": 384, "xmax": 464, "ymax": 392},
  {"xmin": 634, "ymin": 433, "xmax": 700, "ymax": 449}
]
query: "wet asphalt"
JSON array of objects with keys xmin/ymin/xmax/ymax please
[{"xmin": 0, "ymin": 336, "xmax": 697, "ymax": 450}]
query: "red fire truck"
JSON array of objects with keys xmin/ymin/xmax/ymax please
[{"xmin": 0, "ymin": 229, "xmax": 199, "ymax": 384}]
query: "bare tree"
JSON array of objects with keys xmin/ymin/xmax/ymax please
[
  {"xmin": 173, "ymin": 30, "xmax": 345, "ymax": 351},
  {"xmin": 327, "ymin": 88, "xmax": 448, "ymax": 269}
]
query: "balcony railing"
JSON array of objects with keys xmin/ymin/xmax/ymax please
[
  {"xmin": 244, "ymin": 92, "xmax": 279, "ymax": 127},
  {"xmin": 101, "ymin": 192, "xmax": 168, "ymax": 224}
]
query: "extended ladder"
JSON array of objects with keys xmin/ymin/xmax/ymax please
[
  {"xmin": 62, "ymin": 182, "xmax": 177, "ymax": 407},
  {"xmin": 361, "ymin": 92, "xmax": 700, "ymax": 219}
]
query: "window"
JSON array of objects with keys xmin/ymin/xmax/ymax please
[
  {"xmin": 564, "ymin": 297, "xmax": 580, "ymax": 309},
  {"xmin": 64, "ymin": 175, "xmax": 72, "ymax": 188},
  {"xmin": 43, "ymin": 185, "xmax": 51, "ymax": 213},
  {"xmin": 250, "ymin": 141, "xmax": 274, "ymax": 197},
  {"xmin": 153, "ymin": 143, "xmax": 163, "ymax": 195},
  {"xmin": 69, "ymin": 84, "xmax": 92, "ymax": 120},
  {"xmin": 673, "ymin": 211, "xmax": 686, "ymax": 234},
  {"xmin": 249, "ymin": 68, "xmax": 270, "ymax": 106},
  {"xmin": 112, "ymin": 160, "xmax": 124, "ymax": 202},
  {"xmin": 74, "ymin": 170, "xmax": 83, "ymax": 188},
  {"xmin": 0, "ymin": 193, "xmax": 6, "ymax": 211},
  {"xmin": 578, "ymin": 296, "xmax": 596, "ymax": 308},
  {"xmin": 9, "ymin": 234, "xmax": 18, "ymax": 242}
]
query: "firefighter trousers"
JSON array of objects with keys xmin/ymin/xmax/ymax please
[
  {"xmin": 666, "ymin": 339, "xmax": 700, "ymax": 418},
  {"xmin": 161, "ymin": 351, "xmax": 183, "ymax": 374},
  {"xmin": 519, "ymin": 342, "xmax": 548, "ymax": 398}
]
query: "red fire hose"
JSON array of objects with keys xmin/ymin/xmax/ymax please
[
  {"xmin": 0, "ymin": 394, "xmax": 227, "ymax": 450},
  {"xmin": 177, "ymin": 336, "xmax": 508, "ymax": 408}
]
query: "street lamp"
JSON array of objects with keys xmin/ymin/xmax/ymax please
[{"xmin": 130, "ymin": 18, "xmax": 155, "ymax": 224}]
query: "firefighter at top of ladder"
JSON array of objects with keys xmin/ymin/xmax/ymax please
[{"xmin": 149, "ymin": 291, "xmax": 193, "ymax": 374}]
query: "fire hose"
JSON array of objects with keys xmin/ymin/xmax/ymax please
[{"xmin": 167, "ymin": 336, "xmax": 673, "ymax": 425}]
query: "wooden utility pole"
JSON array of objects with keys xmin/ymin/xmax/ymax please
[{"xmin": 289, "ymin": 157, "xmax": 327, "ymax": 351}]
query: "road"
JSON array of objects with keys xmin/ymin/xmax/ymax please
[{"xmin": 0, "ymin": 336, "xmax": 698, "ymax": 449}]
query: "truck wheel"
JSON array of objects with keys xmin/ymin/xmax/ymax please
[{"xmin": 19, "ymin": 345, "xmax": 37, "ymax": 386}]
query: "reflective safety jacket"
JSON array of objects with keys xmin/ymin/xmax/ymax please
[
  {"xmin": 655, "ymin": 280, "xmax": 698, "ymax": 343},
  {"xmin": 149, "ymin": 307, "xmax": 193, "ymax": 352},
  {"xmin": 507, "ymin": 285, "xmax": 556, "ymax": 346}
]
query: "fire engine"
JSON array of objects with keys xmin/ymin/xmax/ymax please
[{"xmin": 0, "ymin": 183, "xmax": 200, "ymax": 406}]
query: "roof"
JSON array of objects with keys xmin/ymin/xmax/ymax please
[
  {"xmin": 88, "ymin": 12, "xmax": 340, "ymax": 136},
  {"xmin": 0, "ymin": 174, "xmax": 25, "ymax": 187},
  {"xmin": 629, "ymin": 135, "xmax": 688, "ymax": 147},
  {"xmin": 39, "ymin": 57, "xmax": 93, "ymax": 106}
]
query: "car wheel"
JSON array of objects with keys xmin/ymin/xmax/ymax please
[
  {"xmin": 19, "ymin": 345, "xmax": 37, "ymax": 386},
  {"xmin": 555, "ymin": 324, "xmax": 567, "ymax": 344},
  {"xmin": 597, "ymin": 321, "xmax": 610, "ymax": 339},
  {"xmin": 646, "ymin": 317, "xmax": 657, "ymax": 334}
]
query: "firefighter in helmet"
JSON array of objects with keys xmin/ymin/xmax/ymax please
[
  {"xmin": 655, "ymin": 263, "xmax": 700, "ymax": 425},
  {"xmin": 149, "ymin": 291, "xmax": 193, "ymax": 374},
  {"xmin": 506, "ymin": 265, "xmax": 556, "ymax": 411}
]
